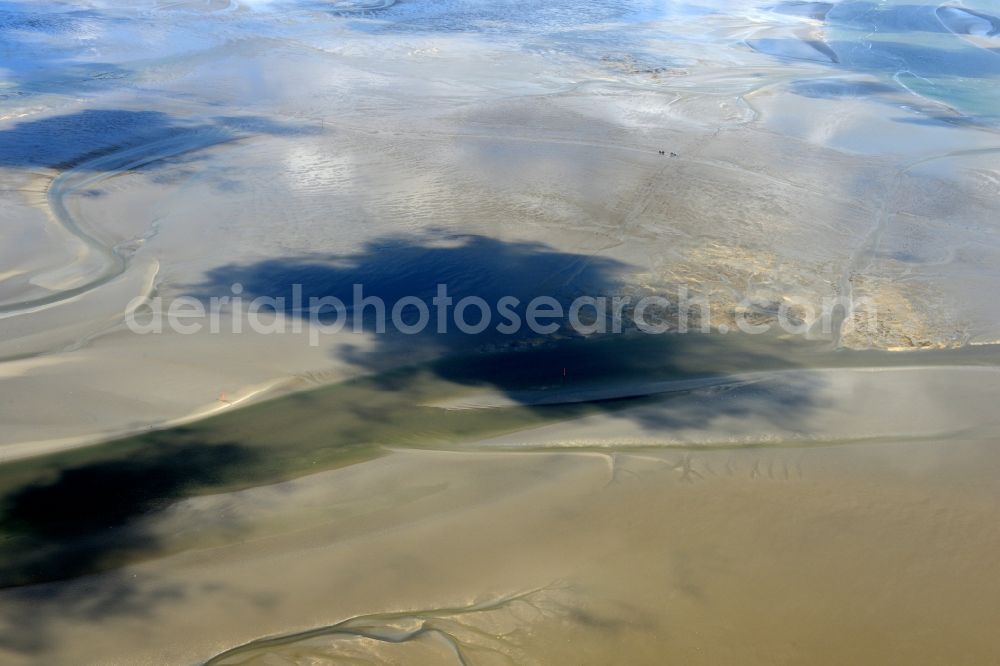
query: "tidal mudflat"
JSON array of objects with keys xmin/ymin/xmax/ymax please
[{"xmin": 2, "ymin": 0, "xmax": 1000, "ymax": 663}]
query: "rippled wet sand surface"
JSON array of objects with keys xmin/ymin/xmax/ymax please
[
  {"xmin": 196, "ymin": 442, "xmax": 1000, "ymax": 666},
  {"xmin": 2, "ymin": 337, "xmax": 1000, "ymax": 663},
  {"xmin": 2, "ymin": 0, "xmax": 1000, "ymax": 663},
  {"xmin": 6, "ymin": 433, "xmax": 1000, "ymax": 664}
]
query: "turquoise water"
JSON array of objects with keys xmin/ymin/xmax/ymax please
[
  {"xmin": 2, "ymin": 0, "xmax": 997, "ymax": 122},
  {"xmin": 823, "ymin": 0, "xmax": 1000, "ymax": 123}
]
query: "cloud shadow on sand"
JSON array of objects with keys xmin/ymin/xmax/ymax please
[
  {"xmin": 0, "ymin": 232, "xmax": 821, "ymax": 652},
  {"xmin": 0, "ymin": 108, "xmax": 319, "ymax": 173}
]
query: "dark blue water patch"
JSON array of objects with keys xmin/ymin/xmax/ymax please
[
  {"xmin": 831, "ymin": 38, "xmax": 1000, "ymax": 79},
  {"xmin": 769, "ymin": 1, "xmax": 833, "ymax": 21},
  {"xmin": 935, "ymin": 6, "xmax": 1000, "ymax": 37},
  {"xmin": 752, "ymin": 34, "xmax": 1000, "ymax": 81},
  {"xmin": 789, "ymin": 78, "xmax": 898, "ymax": 98},
  {"xmin": 826, "ymin": 2, "xmax": 955, "ymax": 34},
  {"xmin": 0, "ymin": 109, "xmax": 319, "ymax": 171},
  {"xmin": 891, "ymin": 114, "xmax": 986, "ymax": 129}
]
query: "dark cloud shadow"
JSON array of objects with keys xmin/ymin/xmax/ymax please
[
  {"xmin": 0, "ymin": 434, "xmax": 256, "ymax": 652},
  {"xmin": 189, "ymin": 228, "xmax": 820, "ymax": 423},
  {"xmin": 0, "ymin": 439, "xmax": 255, "ymax": 585},
  {"xmin": 0, "ymin": 234, "xmax": 824, "ymax": 653},
  {"xmin": 192, "ymin": 230, "xmax": 630, "ymax": 361},
  {"xmin": 0, "ymin": 108, "xmax": 319, "ymax": 173}
]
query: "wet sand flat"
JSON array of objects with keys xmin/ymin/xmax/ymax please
[
  {"xmin": 2, "ymin": 0, "xmax": 1000, "ymax": 663},
  {"xmin": 3, "ymin": 435, "xmax": 1000, "ymax": 665},
  {"xmin": 2, "ymin": 0, "xmax": 1000, "ymax": 448},
  {"xmin": 1, "ymin": 338, "xmax": 999, "ymax": 663}
]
